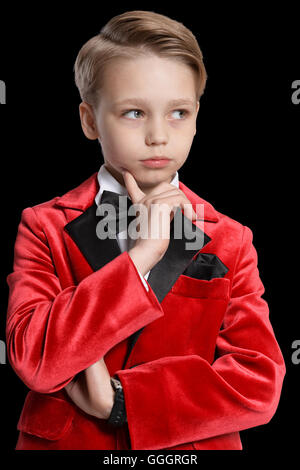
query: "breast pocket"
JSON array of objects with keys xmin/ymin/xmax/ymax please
[
  {"xmin": 165, "ymin": 276, "xmax": 231, "ymax": 362},
  {"xmin": 171, "ymin": 274, "xmax": 230, "ymax": 300}
]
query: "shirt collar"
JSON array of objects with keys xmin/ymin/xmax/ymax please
[{"xmin": 95, "ymin": 163, "xmax": 179, "ymax": 206}]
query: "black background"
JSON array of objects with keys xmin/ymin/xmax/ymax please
[{"xmin": 0, "ymin": 1, "xmax": 299, "ymax": 461}]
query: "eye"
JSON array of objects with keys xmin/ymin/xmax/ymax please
[
  {"xmin": 172, "ymin": 109, "xmax": 189, "ymax": 119},
  {"xmin": 121, "ymin": 108, "xmax": 189, "ymax": 120},
  {"xmin": 122, "ymin": 109, "xmax": 144, "ymax": 119}
]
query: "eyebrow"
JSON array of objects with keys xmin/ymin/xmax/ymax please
[{"xmin": 114, "ymin": 98, "xmax": 195, "ymax": 107}]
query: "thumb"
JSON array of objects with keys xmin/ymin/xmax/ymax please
[{"xmin": 122, "ymin": 170, "xmax": 145, "ymax": 203}]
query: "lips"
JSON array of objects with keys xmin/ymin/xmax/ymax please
[
  {"xmin": 140, "ymin": 157, "xmax": 171, "ymax": 168},
  {"xmin": 142, "ymin": 157, "xmax": 170, "ymax": 161}
]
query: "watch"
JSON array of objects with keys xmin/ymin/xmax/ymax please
[{"xmin": 107, "ymin": 376, "xmax": 127, "ymax": 427}]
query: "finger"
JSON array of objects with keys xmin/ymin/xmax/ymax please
[
  {"xmin": 149, "ymin": 189, "xmax": 180, "ymax": 200},
  {"xmin": 144, "ymin": 181, "xmax": 177, "ymax": 198},
  {"xmin": 122, "ymin": 170, "xmax": 145, "ymax": 204},
  {"xmin": 177, "ymin": 195, "xmax": 198, "ymax": 221},
  {"xmin": 153, "ymin": 194, "xmax": 197, "ymax": 221},
  {"xmin": 182, "ymin": 202, "xmax": 198, "ymax": 221},
  {"xmin": 132, "ymin": 191, "xmax": 178, "ymax": 220},
  {"xmin": 178, "ymin": 199, "xmax": 197, "ymax": 221}
]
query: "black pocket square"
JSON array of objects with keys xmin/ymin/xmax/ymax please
[{"xmin": 182, "ymin": 253, "xmax": 229, "ymax": 281}]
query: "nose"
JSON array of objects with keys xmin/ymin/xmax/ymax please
[{"xmin": 145, "ymin": 115, "xmax": 169, "ymax": 146}]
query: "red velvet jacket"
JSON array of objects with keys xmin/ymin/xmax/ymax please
[{"xmin": 6, "ymin": 172, "xmax": 286, "ymax": 450}]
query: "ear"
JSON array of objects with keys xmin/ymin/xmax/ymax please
[
  {"xmin": 194, "ymin": 100, "xmax": 200, "ymax": 136},
  {"xmin": 79, "ymin": 102, "xmax": 100, "ymax": 140}
]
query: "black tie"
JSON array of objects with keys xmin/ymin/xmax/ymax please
[{"xmin": 100, "ymin": 190, "xmax": 136, "ymax": 235}]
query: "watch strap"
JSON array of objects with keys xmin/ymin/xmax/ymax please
[{"xmin": 107, "ymin": 376, "xmax": 127, "ymax": 427}]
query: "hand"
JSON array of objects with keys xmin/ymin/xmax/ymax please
[
  {"xmin": 122, "ymin": 170, "xmax": 197, "ymax": 275},
  {"xmin": 65, "ymin": 358, "xmax": 115, "ymax": 420}
]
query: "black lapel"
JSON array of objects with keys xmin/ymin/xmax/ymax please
[
  {"xmin": 64, "ymin": 201, "xmax": 121, "ymax": 271},
  {"xmin": 64, "ymin": 202, "xmax": 211, "ymax": 369}
]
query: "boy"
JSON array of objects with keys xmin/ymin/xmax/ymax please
[{"xmin": 6, "ymin": 10, "xmax": 285, "ymax": 450}]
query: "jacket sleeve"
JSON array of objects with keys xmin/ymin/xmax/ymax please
[
  {"xmin": 6, "ymin": 207, "xmax": 164, "ymax": 394},
  {"xmin": 115, "ymin": 225, "xmax": 286, "ymax": 450}
]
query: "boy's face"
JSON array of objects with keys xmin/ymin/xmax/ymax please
[{"xmin": 79, "ymin": 54, "xmax": 200, "ymax": 192}]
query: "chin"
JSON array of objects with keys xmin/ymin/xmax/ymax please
[{"xmin": 138, "ymin": 173, "xmax": 169, "ymax": 188}]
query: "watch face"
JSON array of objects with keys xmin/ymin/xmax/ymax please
[{"xmin": 111, "ymin": 377, "xmax": 122, "ymax": 390}]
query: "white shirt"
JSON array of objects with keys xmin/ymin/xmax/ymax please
[{"xmin": 95, "ymin": 164, "xmax": 179, "ymax": 291}]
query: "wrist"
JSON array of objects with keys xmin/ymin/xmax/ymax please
[{"xmin": 128, "ymin": 245, "xmax": 161, "ymax": 277}]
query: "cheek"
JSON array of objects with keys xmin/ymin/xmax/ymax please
[
  {"xmin": 170, "ymin": 121, "xmax": 196, "ymax": 142},
  {"xmin": 179, "ymin": 124, "xmax": 196, "ymax": 147},
  {"xmin": 174, "ymin": 129, "xmax": 195, "ymax": 153},
  {"xmin": 104, "ymin": 115, "xmax": 140, "ymax": 143},
  {"xmin": 101, "ymin": 126, "xmax": 140, "ymax": 161}
]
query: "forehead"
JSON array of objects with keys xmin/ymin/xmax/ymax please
[{"xmin": 101, "ymin": 55, "xmax": 197, "ymax": 102}]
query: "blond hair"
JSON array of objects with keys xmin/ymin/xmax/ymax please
[{"xmin": 74, "ymin": 10, "xmax": 207, "ymax": 108}]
